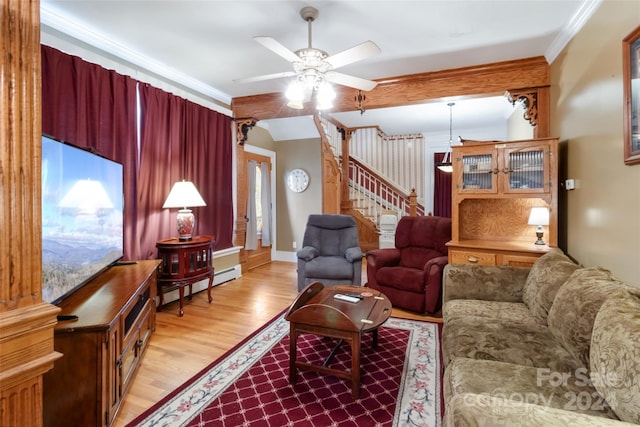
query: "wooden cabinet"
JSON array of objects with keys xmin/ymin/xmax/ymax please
[
  {"xmin": 156, "ymin": 235, "xmax": 215, "ymax": 316},
  {"xmin": 449, "ymin": 241, "xmax": 550, "ymax": 268},
  {"xmin": 454, "ymin": 138, "xmax": 554, "ymax": 195},
  {"xmin": 43, "ymin": 260, "xmax": 160, "ymax": 427},
  {"xmin": 448, "ymin": 138, "xmax": 558, "ymax": 267}
]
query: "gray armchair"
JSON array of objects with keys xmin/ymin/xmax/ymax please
[{"xmin": 296, "ymin": 214, "xmax": 363, "ymax": 291}]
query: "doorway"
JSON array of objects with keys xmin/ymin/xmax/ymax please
[{"xmin": 244, "ymin": 146, "xmax": 275, "ymax": 270}]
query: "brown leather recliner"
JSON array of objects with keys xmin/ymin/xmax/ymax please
[{"xmin": 365, "ymin": 215, "xmax": 452, "ymax": 314}]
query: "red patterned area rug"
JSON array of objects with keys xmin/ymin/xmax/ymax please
[{"xmin": 127, "ymin": 314, "xmax": 441, "ymax": 427}]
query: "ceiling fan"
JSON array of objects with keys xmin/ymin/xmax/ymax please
[{"xmin": 234, "ymin": 6, "xmax": 381, "ymax": 108}]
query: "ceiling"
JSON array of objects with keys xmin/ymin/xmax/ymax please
[{"xmin": 40, "ymin": 0, "xmax": 597, "ymax": 140}]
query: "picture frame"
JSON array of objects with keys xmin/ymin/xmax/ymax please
[{"xmin": 623, "ymin": 26, "xmax": 640, "ymax": 165}]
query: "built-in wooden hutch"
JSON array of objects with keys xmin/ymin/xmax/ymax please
[{"xmin": 447, "ymin": 137, "xmax": 559, "ymax": 267}]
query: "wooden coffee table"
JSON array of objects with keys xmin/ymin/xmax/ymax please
[{"xmin": 285, "ymin": 282, "xmax": 392, "ymax": 398}]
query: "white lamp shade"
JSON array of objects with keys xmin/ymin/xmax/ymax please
[
  {"xmin": 162, "ymin": 180, "xmax": 206, "ymax": 209},
  {"xmin": 316, "ymin": 81, "xmax": 336, "ymax": 110},
  {"xmin": 528, "ymin": 207, "xmax": 549, "ymax": 226},
  {"xmin": 285, "ymin": 80, "xmax": 304, "ymax": 102}
]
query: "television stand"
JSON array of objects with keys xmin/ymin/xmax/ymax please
[{"xmin": 43, "ymin": 260, "xmax": 160, "ymax": 427}]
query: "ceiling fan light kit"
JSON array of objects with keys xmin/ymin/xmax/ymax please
[{"xmin": 235, "ymin": 6, "xmax": 380, "ymax": 110}]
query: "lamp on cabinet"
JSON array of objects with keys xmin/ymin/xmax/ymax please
[
  {"xmin": 163, "ymin": 180, "xmax": 206, "ymax": 241},
  {"xmin": 528, "ymin": 207, "xmax": 549, "ymax": 245}
]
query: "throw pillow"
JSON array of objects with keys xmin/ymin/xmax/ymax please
[
  {"xmin": 547, "ymin": 267, "xmax": 628, "ymax": 368},
  {"xmin": 522, "ymin": 250, "xmax": 579, "ymax": 324}
]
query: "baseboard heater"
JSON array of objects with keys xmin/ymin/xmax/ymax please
[{"xmin": 158, "ymin": 264, "xmax": 241, "ymax": 306}]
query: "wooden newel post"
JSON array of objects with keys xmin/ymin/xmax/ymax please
[{"xmin": 409, "ymin": 188, "xmax": 418, "ymax": 216}]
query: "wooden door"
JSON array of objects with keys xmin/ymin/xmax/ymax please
[{"xmin": 245, "ymin": 152, "xmax": 272, "ymax": 270}]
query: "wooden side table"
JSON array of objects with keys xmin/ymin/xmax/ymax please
[{"xmin": 156, "ymin": 235, "xmax": 215, "ymax": 316}]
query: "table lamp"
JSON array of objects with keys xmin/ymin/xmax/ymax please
[
  {"xmin": 528, "ymin": 207, "xmax": 549, "ymax": 245},
  {"xmin": 162, "ymin": 180, "xmax": 206, "ymax": 241}
]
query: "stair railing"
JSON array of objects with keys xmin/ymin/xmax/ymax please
[{"xmin": 349, "ymin": 158, "xmax": 425, "ymax": 217}]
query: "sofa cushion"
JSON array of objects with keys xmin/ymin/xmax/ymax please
[
  {"xmin": 444, "ymin": 358, "xmax": 617, "ymax": 419},
  {"xmin": 445, "ymin": 393, "xmax": 629, "ymax": 427},
  {"xmin": 547, "ymin": 267, "xmax": 628, "ymax": 368},
  {"xmin": 443, "ymin": 264, "xmax": 530, "ymax": 303},
  {"xmin": 590, "ymin": 289, "xmax": 640, "ymax": 424},
  {"xmin": 442, "ymin": 316, "xmax": 581, "ymax": 373},
  {"xmin": 376, "ymin": 266, "xmax": 424, "ymax": 293},
  {"xmin": 304, "ymin": 256, "xmax": 354, "ymax": 279},
  {"xmin": 443, "ymin": 300, "xmax": 539, "ymax": 326},
  {"xmin": 522, "ymin": 250, "xmax": 579, "ymax": 324}
]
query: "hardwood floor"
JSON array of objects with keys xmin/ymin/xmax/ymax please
[{"xmin": 114, "ymin": 261, "xmax": 441, "ymax": 427}]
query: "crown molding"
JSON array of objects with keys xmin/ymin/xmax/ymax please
[
  {"xmin": 40, "ymin": 5, "xmax": 232, "ymax": 107},
  {"xmin": 545, "ymin": 0, "xmax": 602, "ymax": 63}
]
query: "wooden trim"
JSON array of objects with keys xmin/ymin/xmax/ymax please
[
  {"xmin": 338, "ymin": 126, "xmax": 351, "ymax": 203},
  {"xmin": 315, "ymin": 114, "xmax": 341, "ymax": 214},
  {"xmin": 232, "ymin": 56, "xmax": 550, "ymax": 120},
  {"xmin": 505, "ymin": 86, "xmax": 551, "ymax": 137},
  {"xmin": 234, "ymin": 117, "xmax": 257, "ymax": 145},
  {"xmin": 0, "ymin": 304, "xmax": 62, "ymax": 427},
  {"xmin": 623, "ymin": 26, "xmax": 640, "ymax": 165},
  {"xmin": 234, "ymin": 143, "xmax": 248, "ymax": 272},
  {"xmin": 2, "ymin": 1, "xmax": 62, "ymax": 425},
  {"xmin": 244, "ymin": 152, "xmax": 273, "ymax": 270},
  {"xmin": 2, "ymin": 0, "xmax": 43, "ymax": 311}
]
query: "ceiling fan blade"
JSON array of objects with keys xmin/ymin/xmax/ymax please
[
  {"xmin": 325, "ymin": 71, "xmax": 378, "ymax": 91},
  {"xmin": 234, "ymin": 71, "xmax": 296, "ymax": 84},
  {"xmin": 324, "ymin": 40, "xmax": 381, "ymax": 69},
  {"xmin": 254, "ymin": 36, "xmax": 300, "ymax": 63}
]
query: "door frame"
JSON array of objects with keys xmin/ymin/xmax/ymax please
[{"xmin": 244, "ymin": 144, "xmax": 277, "ymax": 264}]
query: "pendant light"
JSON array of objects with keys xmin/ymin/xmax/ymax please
[{"xmin": 437, "ymin": 102, "xmax": 455, "ymax": 173}]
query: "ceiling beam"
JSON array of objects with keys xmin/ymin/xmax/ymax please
[{"xmin": 232, "ymin": 56, "xmax": 549, "ymax": 121}]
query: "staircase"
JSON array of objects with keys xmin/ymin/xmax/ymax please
[{"xmin": 317, "ymin": 117, "xmax": 425, "ymax": 251}]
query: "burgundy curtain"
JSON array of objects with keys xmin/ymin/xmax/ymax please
[
  {"xmin": 184, "ymin": 100, "xmax": 233, "ymax": 250},
  {"xmin": 135, "ymin": 84, "xmax": 186, "ymax": 259},
  {"xmin": 433, "ymin": 152, "xmax": 452, "ymax": 218},
  {"xmin": 136, "ymin": 86, "xmax": 234, "ymax": 260},
  {"xmin": 41, "ymin": 45, "xmax": 139, "ymax": 259},
  {"xmin": 42, "ymin": 46, "xmax": 234, "ymax": 261}
]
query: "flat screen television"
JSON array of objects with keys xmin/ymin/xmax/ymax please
[{"xmin": 41, "ymin": 135, "xmax": 124, "ymax": 304}]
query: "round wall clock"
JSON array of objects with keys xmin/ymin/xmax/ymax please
[{"xmin": 287, "ymin": 168, "xmax": 310, "ymax": 192}]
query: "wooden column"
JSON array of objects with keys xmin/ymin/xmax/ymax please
[
  {"xmin": 314, "ymin": 115, "xmax": 341, "ymax": 214},
  {"xmin": 409, "ymin": 189, "xmax": 418, "ymax": 216},
  {"xmin": 233, "ymin": 118, "xmax": 256, "ymax": 273},
  {"xmin": 1, "ymin": 1, "xmax": 62, "ymax": 426},
  {"xmin": 535, "ymin": 86, "xmax": 551, "ymax": 138},
  {"xmin": 338, "ymin": 127, "xmax": 354, "ymax": 212}
]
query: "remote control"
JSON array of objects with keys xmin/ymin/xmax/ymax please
[
  {"xmin": 343, "ymin": 292, "xmax": 363, "ymax": 299},
  {"xmin": 334, "ymin": 294, "xmax": 360, "ymax": 303}
]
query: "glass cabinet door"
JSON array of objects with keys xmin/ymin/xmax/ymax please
[
  {"xmin": 456, "ymin": 150, "xmax": 497, "ymax": 193},
  {"xmin": 503, "ymin": 145, "xmax": 549, "ymax": 193}
]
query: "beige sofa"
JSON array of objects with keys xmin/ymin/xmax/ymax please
[{"xmin": 441, "ymin": 250, "xmax": 640, "ymax": 426}]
